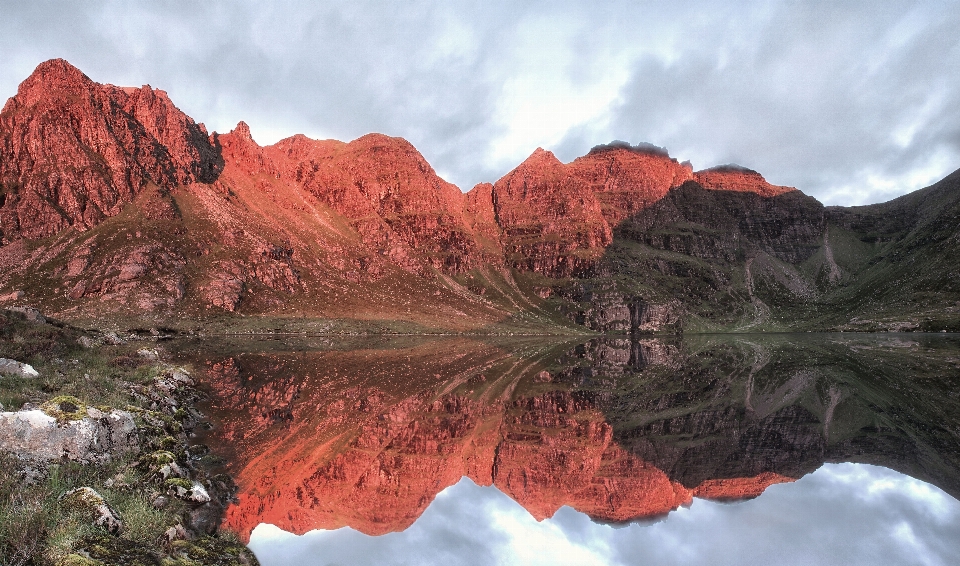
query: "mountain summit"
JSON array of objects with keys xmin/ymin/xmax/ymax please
[{"xmin": 1, "ymin": 59, "xmax": 957, "ymax": 333}]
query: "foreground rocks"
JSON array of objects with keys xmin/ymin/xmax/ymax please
[
  {"xmin": 0, "ymin": 357, "xmax": 39, "ymax": 377},
  {"xmin": 0, "ymin": 310, "xmax": 259, "ymax": 565},
  {"xmin": 61, "ymin": 486, "xmax": 124, "ymax": 535},
  {"xmin": 0, "ymin": 406, "xmax": 137, "ymax": 463}
]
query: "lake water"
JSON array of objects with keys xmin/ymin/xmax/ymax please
[{"xmin": 174, "ymin": 333, "xmax": 960, "ymax": 565}]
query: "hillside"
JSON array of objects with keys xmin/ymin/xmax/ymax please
[{"xmin": 0, "ymin": 59, "xmax": 957, "ymax": 333}]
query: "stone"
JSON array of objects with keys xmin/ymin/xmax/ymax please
[
  {"xmin": 102, "ymin": 332, "xmax": 126, "ymax": 345},
  {"xmin": 534, "ymin": 371, "xmax": 552, "ymax": 383},
  {"xmin": 4, "ymin": 306, "xmax": 46, "ymax": 324},
  {"xmin": 0, "ymin": 291, "xmax": 24, "ymax": 302},
  {"xmin": 61, "ymin": 487, "xmax": 124, "ymax": 534},
  {"xmin": 0, "ymin": 408, "xmax": 138, "ymax": 462},
  {"xmin": 163, "ymin": 523, "xmax": 189, "ymax": 543},
  {"xmin": 0, "ymin": 358, "xmax": 39, "ymax": 378},
  {"xmin": 137, "ymin": 348, "xmax": 160, "ymax": 361},
  {"xmin": 167, "ymin": 479, "xmax": 212, "ymax": 503}
]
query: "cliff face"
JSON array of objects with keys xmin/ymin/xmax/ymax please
[
  {"xmin": 490, "ymin": 148, "xmax": 611, "ymax": 277},
  {"xmin": 694, "ymin": 165, "xmax": 795, "ymax": 197},
  {"xmin": 0, "ymin": 59, "xmax": 222, "ymax": 242},
  {"xmin": 487, "ymin": 144, "xmax": 698, "ymax": 278}
]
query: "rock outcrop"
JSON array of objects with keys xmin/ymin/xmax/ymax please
[
  {"xmin": 61, "ymin": 487, "xmax": 125, "ymax": 535},
  {"xmin": 694, "ymin": 165, "xmax": 796, "ymax": 197},
  {"xmin": 0, "ymin": 59, "xmax": 222, "ymax": 242},
  {"xmin": 0, "ymin": 407, "xmax": 138, "ymax": 463},
  {"xmin": 0, "ymin": 357, "xmax": 39, "ymax": 377}
]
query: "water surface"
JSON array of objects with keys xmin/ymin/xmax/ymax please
[{"xmin": 172, "ymin": 333, "xmax": 960, "ymax": 564}]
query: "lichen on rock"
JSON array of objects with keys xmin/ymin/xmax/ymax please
[
  {"xmin": 60, "ymin": 487, "xmax": 124, "ymax": 535},
  {"xmin": 0, "ymin": 357, "xmax": 39, "ymax": 377}
]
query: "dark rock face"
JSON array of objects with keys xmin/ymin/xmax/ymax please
[{"xmin": 616, "ymin": 182, "xmax": 825, "ymax": 265}]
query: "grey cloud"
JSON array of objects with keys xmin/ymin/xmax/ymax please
[
  {"xmin": 592, "ymin": 1, "xmax": 960, "ymax": 204},
  {"xmin": 1, "ymin": 1, "xmax": 959, "ymax": 203},
  {"xmin": 249, "ymin": 465, "xmax": 960, "ymax": 566}
]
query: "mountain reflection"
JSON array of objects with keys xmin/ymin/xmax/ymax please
[{"xmin": 174, "ymin": 333, "xmax": 960, "ymax": 541}]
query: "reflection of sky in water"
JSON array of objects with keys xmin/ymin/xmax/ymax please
[{"xmin": 248, "ymin": 463, "xmax": 960, "ymax": 566}]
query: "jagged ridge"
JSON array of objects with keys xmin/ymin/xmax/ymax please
[{"xmin": 0, "ymin": 59, "xmax": 957, "ymax": 333}]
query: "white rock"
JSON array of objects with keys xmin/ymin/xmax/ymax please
[
  {"xmin": 0, "ymin": 409, "xmax": 138, "ymax": 462},
  {"xmin": 171, "ymin": 481, "xmax": 211, "ymax": 503},
  {"xmin": 137, "ymin": 348, "xmax": 160, "ymax": 360},
  {"xmin": 102, "ymin": 332, "xmax": 126, "ymax": 345},
  {"xmin": 0, "ymin": 358, "xmax": 39, "ymax": 378}
]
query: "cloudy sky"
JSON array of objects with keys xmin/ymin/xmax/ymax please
[
  {"xmin": 249, "ymin": 464, "xmax": 960, "ymax": 566},
  {"xmin": 2, "ymin": 1, "xmax": 959, "ymax": 205}
]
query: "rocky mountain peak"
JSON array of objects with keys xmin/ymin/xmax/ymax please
[
  {"xmin": 10, "ymin": 59, "xmax": 94, "ymax": 108},
  {"xmin": 231, "ymin": 120, "xmax": 255, "ymax": 143},
  {"xmin": 0, "ymin": 59, "xmax": 223, "ymax": 242}
]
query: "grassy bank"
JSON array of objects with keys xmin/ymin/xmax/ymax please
[{"xmin": 0, "ymin": 309, "xmax": 257, "ymax": 566}]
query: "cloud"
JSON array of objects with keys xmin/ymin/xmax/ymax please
[
  {"xmin": 248, "ymin": 464, "xmax": 960, "ymax": 566},
  {"xmin": 1, "ymin": 1, "xmax": 958, "ymax": 203}
]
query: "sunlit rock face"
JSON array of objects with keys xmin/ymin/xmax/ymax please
[
  {"xmin": 0, "ymin": 60, "xmax": 806, "ymax": 328},
  {"xmin": 487, "ymin": 144, "xmax": 700, "ymax": 278},
  {"xmin": 0, "ymin": 59, "xmax": 222, "ymax": 242},
  {"xmin": 694, "ymin": 165, "xmax": 796, "ymax": 198},
  {"xmin": 220, "ymin": 126, "xmax": 497, "ymax": 276},
  {"xmin": 4, "ymin": 59, "xmax": 958, "ymax": 335}
]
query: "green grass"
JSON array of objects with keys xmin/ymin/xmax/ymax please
[{"xmin": 0, "ymin": 310, "xmax": 258, "ymax": 565}]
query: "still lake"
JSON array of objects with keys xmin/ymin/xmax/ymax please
[{"xmin": 172, "ymin": 333, "xmax": 960, "ymax": 565}]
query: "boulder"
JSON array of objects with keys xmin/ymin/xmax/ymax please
[
  {"xmin": 137, "ymin": 348, "xmax": 160, "ymax": 361},
  {"xmin": 3, "ymin": 306, "xmax": 46, "ymax": 323},
  {"xmin": 166, "ymin": 479, "xmax": 212, "ymax": 503},
  {"xmin": 0, "ymin": 358, "xmax": 39, "ymax": 378},
  {"xmin": 0, "ymin": 291, "xmax": 24, "ymax": 302},
  {"xmin": 61, "ymin": 487, "xmax": 124, "ymax": 534},
  {"xmin": 0, "ymin": 408, "xmax": 138, "ymax": 462}
]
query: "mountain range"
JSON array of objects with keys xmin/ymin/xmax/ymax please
[{"xmin": 1, "ymin": 59, "xmax": 958, "ymax": 334}]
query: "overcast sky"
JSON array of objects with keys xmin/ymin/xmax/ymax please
[
  {"xmin": 248, "ymin": 463, "xmax": 960, "ymax": 566},
  {"xmin": 2, "ymin": 1, "xmax": 959, "ymax": 205}
]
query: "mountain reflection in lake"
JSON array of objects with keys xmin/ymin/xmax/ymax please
[{"xmin": 173, "ymin": 333, "xmax": 960, "ymax": 564}]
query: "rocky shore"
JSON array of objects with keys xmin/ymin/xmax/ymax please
[{"xmin": 0, "ymin": 307, "xmax": 257, "ymax": 565}]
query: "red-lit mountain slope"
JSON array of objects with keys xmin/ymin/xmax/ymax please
[{"xmin": 2, "ymin": 60, "xmax": 955, "ymax": 333}]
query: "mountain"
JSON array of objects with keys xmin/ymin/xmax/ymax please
[{"xmin": 0, "ymin": 59, "xmax": 957, "ymax": 333}]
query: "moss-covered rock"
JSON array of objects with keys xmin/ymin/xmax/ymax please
[
  {"xmin": 42, "ymin": 395, "xmax": 88, "ymax": 422},
  {"xmin": 164, "ymin": 536, "xmax": 259, "ymax": 566},
  {"xmin": 60, "ymin": 487, "xmax": 124, "ymax": 535}
]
